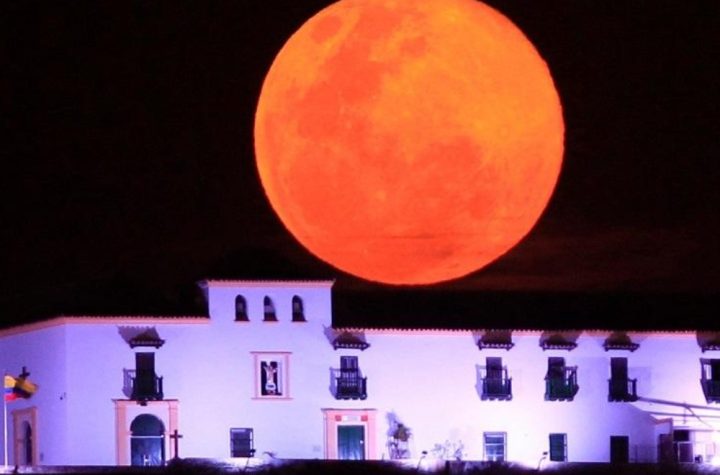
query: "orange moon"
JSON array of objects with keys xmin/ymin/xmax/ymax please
[{"xmin": 254, "ymin": 0, "xmax": 564, "ymax": 285}]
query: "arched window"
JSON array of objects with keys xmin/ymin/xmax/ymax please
[
  {"xmin": 292, "ymin": 295, "xmax": 306, "ymax": 322},
  {"xmin": 130, "ymin": 414, "xmax": 165, "ymax": 466},
  {"xmin": 235, "ymin": 295, "xmax": 248, "ymax": 321},
  {"xmin": 263, "ymin": 296, "xmax": 277, "ymax": 322}
]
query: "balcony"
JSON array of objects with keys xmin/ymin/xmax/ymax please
[
  {"xmin": 130, "ymin": 371, "xmax": 164, "ymax": 402},
  {"xmin": 335, "ymin": 373, "xmax": 367, "ymax": 400},
  {"xmin": 481, "ymin": 376, "xmax": 512, "ymax": 401},
  {"xmin": 701, "ymin": 378, "xmax": 720, "ymax": 403},
  {"xmin": 608, "ymin": 378, "xmax": 638, "ymax": 402},
  {"xmin": 545, "ymin": 367, "xmax": 578, "ymax": 401}
]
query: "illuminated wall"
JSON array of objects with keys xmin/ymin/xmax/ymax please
[{"xmin": 1, "ymin": 280, "xmax": 718, "ymax": 466}]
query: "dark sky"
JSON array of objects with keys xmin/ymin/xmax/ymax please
[{"xmin": 2, "ymin": 0, "xmax": 718, "ymax": 330}]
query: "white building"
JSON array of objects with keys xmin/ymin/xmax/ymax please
[{"xmin": 1, "ymin": 279, "xmax": 719, "ymax": 468}]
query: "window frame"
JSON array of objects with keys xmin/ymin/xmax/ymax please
[
  {"xmin": 252, "ymin": 352, "xmax": 291, "ymax": 400},
  {"xmin": 230, "ymin": 428, "xmax": 255, "ymax": 457},
  {"xmin": 291, "ymin": 295, "xmax": 306, "ymax": 322},
  {"xmin": 263, "ymin": 296, "xmax": 277, "ymax": 322},
  {"xmin": 235, "ymin": 295, "xmax": 248, "ymax": 321},
  {"xmin": 549, "ymin": 433, "xmax": 567, "ymax": 462},
  {"xmin": 483, "ymin": 432, "xmax": 507, "ymax": 462}
]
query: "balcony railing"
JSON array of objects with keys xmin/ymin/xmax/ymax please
[
  {"xmin": 545, "ymin": 367, "xmax": 578, "ymax": 401},
  {"xmin": 131, "ymin": 372, "xmax": 164, "ymax": 402},
  {"xmin": 335, "ymin": 373, "xmax": 367, "ymax": 400},
  {"xmin": 701, "ymin": 378, "xmax": 720, "ymax": 403},
  {"xmin": 608, "ymin": 378, "xmax": 638, "ymax": 402},
  {"xmin": 481, "ymin": 377, "xmax": 512, "ymax": 400}
]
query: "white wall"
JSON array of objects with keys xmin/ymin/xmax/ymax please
[
  {"xmin": 0, "ymin": 323, "xmax": 69, "ymax": 465},
  {"xmin": 2, "ymin": 281, "xmax": 718, "ymax": 466}
]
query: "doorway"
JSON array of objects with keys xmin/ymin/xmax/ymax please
[
  {"xmin": 610, "ymin": 435, "xmax": 629, "ymax": 463},
  {"xmin": 338, "ymin": 425, "xmax": 365, "ymax": 460},
  {"xmin": 130, "ymin": 414, "xmax": 165, "ymax": 466}
]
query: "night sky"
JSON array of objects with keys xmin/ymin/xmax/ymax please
[{"xmin": 3, "ymin": 0, "xmax": 718, "ymax": 330}]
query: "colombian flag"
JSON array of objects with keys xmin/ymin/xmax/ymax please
[
  {"xmin": 3, "ymin": 375, "xmax": 17, "ymax": 402},
  {"xmin": 4, "ymin": 374, "xmax": 38, "ymax": 402}
]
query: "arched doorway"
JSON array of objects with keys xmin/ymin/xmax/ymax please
[{"xmin": 130, "ymin": 414, "xmax": 165, "ymax": 466}]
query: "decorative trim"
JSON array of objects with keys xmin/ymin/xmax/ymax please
[
  {"xmin": 333, "ymin": 332, "xmax": 370, "ymax": 351},
  {"xmin": 603, "ymin": 341, "xmax": 640, "ymax": 352},
  {"xmin": 540, "ymin": 341, "xmax": 578, "ymax": 351},
  {"xmin": 322, "ymin": 408, "xmax": 378, "ymax": 460},
  {"xmin": 113, "ymin": 399, "xmax": 179, "ymax": 465},
  {"xmin": 128, "ymin": 329, "xmax": 166, "ymax": 349},
  {"xmin": 477, "ymin": 341, "xmax": 515, "ymax": 351}
]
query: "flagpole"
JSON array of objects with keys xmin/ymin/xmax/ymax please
[{"xmin": 3, "ymin": 372, "xmax": 8, "ymax": 470}]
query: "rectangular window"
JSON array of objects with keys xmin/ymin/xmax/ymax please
[
  {"xmin": 230, "ymin": 428, "xmax": 254, "ymax": 457},
  {"xmin": 609, "ymin": 357, "xmax": 636, "ymax": 402},
  {"xmin": 610, "ymin": 357, "xmax": 628, "ymax": 380},
  {"xmin": 482, "ymin": 357, "xmax": 511, "ymax": 400},
  {"xmin": 483, "ymin": 432, "xmax": 506, "ymax": 462},
  {"xmin": 252, "ymin": 352, "xmax": 291, "ymax": 399},
  {"xmin": 546, "ymin": 358, "xmax": 578, "ymax": 401},
  {"xmin": 336, "ymin": 356, "xmax": 367, "ymax": 400},
  {"xmin": 700, "ymin": 359, "xmax": 720, "ymax": 403},
  {"xmin": 132, "ymin": 352, "xmax": 163, "ymax": 401},
  {"xmin": 549, "ymin": 433, "xmax": 567, "ymax": 462}
]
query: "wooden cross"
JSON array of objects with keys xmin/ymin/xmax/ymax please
[{"xmin": 169, "ymin": 429, "xmax": 183, "ymax": 459}]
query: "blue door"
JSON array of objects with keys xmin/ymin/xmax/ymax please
[
  {"xmin": 338, "ymin": 425, "xmax": 365, "ymax": 460},
  {"xmin": 130, "ymin": 414, "xmax": 165, "ymax": 466}
]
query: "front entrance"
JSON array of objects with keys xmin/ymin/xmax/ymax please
[
  {"xmin": 338, "ymin": 425, "xmax": 365, "ymax": 460},
  {"xmin": 12, "ymin": 407, "xmax": 38, "ymax": 466},
  {"xmin": 610, "ymin": 435, "xmax": 629, "ymax": 463},
  {"xmin": 130, "ymin": 414, "xmax": 165, "ymax": 466},
  {"xmin": 321, "ymin": 409, "xmax": 377, "ymax": 459}
]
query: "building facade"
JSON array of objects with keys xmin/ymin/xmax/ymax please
[{"xmin": 1, "ymin": 279, "xmax": 719, "ymax": 467}]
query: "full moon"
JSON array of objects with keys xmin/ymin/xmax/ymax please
[{"xmin": 254, "ymin": 0, "xmax": 564, "ymax": 285}]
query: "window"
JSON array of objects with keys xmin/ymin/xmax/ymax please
[
  {"xmin": 483, "ymin": 432, "xmax": 506, "ymax": 462},
  {"xmin": 230, "ymin": 428, "xmax": 255, "ymax": 457},
  {"xmin": 549, "ymin": 433, "xmax": 567, "ymax": 462},
  {"xmin": 263, "ymin": 296, "xmax": 277, "ymax": 322},
  {"xmin": 132, "ymin": 353, "xmax": 164, "ymax": 401},
  {"xmin": 291, "ymin": 295, "xmax": 306, "ymax": 322},
  {"xmin": 609, "ymin": 357, "xmax": 637, "ymax": 402},
  {"xmin": 336, "ymin": 356, "xmax": 367, "ymax": 400},
  {"xmin": 701, "ymin": 359, "xmax": 720, "ymax": 403},
  {"xmin": 481, "ymin": 357, "xmax": 512, "ymax": 400},
  {"xmin": 252, "ymin": 352, "xmax": 291, "ymax": 399},
  {"xmin": 235, "ymin": 295, "xmax": 248, "ymax": 321},
  {"xmin": 545, "ymin": 357, "xmax": 578, "ymax": 401}
]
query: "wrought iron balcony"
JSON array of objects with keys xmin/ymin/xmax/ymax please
[
  {"xmin": 701, "ymin": 378, "xmax": 720, "ymax": 403},
  {"xmin": 131, "ymin": 371, "xmax": 164, "ymax": 402},
  {"xmin": 335, "ymin": 373, "xmax": 367, "ymax": 400},
  {"xmin": 481, "ymin": 376, "xmax": 512, "ymax": 401},
  {"xmin": 608, "ymin": 378, "xmax": 638, "ymax": 402},
  {"xmin": 545, "ymin": 367, "xmax": 578, "ymax": 401}
]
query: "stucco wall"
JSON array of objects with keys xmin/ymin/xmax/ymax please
[{"xmin": 1, "ymin": 281, "xmax": 717, "ymax": 466}]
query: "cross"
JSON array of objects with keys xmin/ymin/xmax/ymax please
[
  {"xmin": 19, "ymin": 367, "xmax": 30, "ymax": 379},
  {"xmin": 169, "ymin": 429, "xmax": 183, "ymax": 459}
]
